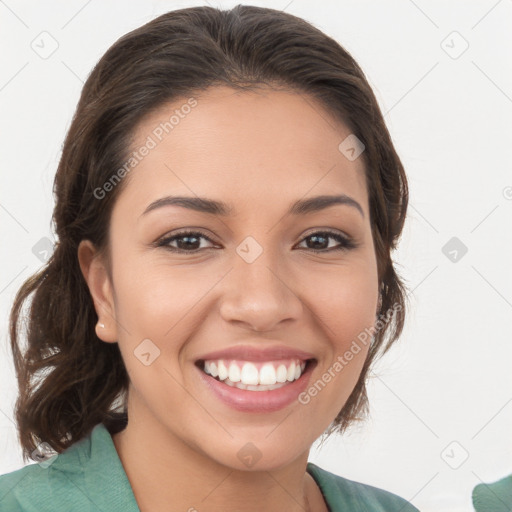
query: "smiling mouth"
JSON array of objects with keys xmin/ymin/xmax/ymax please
[{"xmin": 195, "ymin": 358, "xmax": 315, "ymax": 391}]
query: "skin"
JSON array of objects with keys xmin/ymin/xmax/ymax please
[{"xmin": 78, "ymin": 85, "xmax": 380, "ymax": 512}]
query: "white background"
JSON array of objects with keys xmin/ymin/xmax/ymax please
[{"xmin": 1, "ymin": 1, "xmax": 511, "ymax": 511}]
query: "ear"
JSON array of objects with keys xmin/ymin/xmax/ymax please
[{"xmin": 77, "ymin": 239, "xmax": 118, "ymax": 343}]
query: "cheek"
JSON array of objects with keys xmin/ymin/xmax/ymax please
[
  {"xmin": 299, "ymin": 264, "xmax": 376, "ymax": 414},
  {"xmin": 112, "ymin": 259, "xmax": 203, "ymax": 333},
  {"xmin": 306, "ymin": 261, "xmax": 378, "ymax": 344},
  {"xmin": 111, "ymin": 261, "xmax": 219, "ymax": 386}
]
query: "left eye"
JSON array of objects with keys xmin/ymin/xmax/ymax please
[
  {"xmin": 156, "ymin": 230, "xmax": 356, "ymax": 253},
  {"xmin": 296, "ymin": 231, "xmax": 356, "ymax": 252}
]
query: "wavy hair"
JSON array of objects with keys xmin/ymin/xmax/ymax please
[{"xmin": 8, "ymin": 4, "xmax": 409, "ymax": 462}]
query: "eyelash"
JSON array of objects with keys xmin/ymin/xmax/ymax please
[{"xmin": 155, "ymin": 229, "xmax": 358, "ymax": 254}]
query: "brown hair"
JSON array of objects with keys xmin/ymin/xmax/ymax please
[{"xmin": 9, "ymin": 4, "xmax": 409, "ymax": 462}]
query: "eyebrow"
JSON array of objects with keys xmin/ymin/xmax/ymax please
[{"xmin": 140, "ymin": 194, "xmax": 364, "ymax": 219}]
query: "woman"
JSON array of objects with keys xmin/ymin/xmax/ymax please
[{"xmin": 0, "ymin": 5, "xmax": 419, "ymax": 511}]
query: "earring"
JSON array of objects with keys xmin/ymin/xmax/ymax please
[{"xmin": 98, "ymin": 323, "xmax": 105, "ymax": 328}]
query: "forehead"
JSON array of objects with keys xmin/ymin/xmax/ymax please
[{"xmin": 117, "ymin": 85, "xmax": 368, "ymax": 217}]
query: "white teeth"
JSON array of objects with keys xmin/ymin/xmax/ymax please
[
  {"xmin": 276, "ymin": 364, "xmax": 288, "ymax": 383},
  {"xmin": 245, "ymin": 382, "xmax": 287, "ymax": 391},
  {"xmin": 259, "ymin": 364, "xmax": 277, "ymax": 385},
  {"xmin": 218, "ymin": 360, "xmax": 228, "ymax": 381},
  {"xmin": 208, "ymin": 361, "xmax": 218, "ymax": 378},
  {"xmin": 240, "ymin": 362, "xmax": 259, "ymax": 385},
  {"xmin": 202, "ymin": 358, "xmax": 309, "ymax": 389},
  {"xmin": 226, "ymin": 381, "xmax": 290, "ymax": 391},
  {"xmin": 286, "ymin": 361, "xmax": 296, "ymax": 382},
  {"xmin": 228, "ymin": 362, "xmax": 241, "ymax": 382}
]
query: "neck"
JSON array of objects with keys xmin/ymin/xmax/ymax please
[{"xmin": 111, "ymin": 401, "xmax": 326, "ymax": 512}]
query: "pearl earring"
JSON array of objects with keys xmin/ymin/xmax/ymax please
[{"xmin": 98, "ymin": 323, "xmax": 105, "ymax": 328}]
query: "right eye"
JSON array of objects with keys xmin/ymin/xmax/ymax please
[{"xmin": 156, "ymin": 230, "xmax": 217, "ymax": 253}]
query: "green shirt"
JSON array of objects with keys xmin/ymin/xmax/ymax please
[
  {"xmin": 0, "ymin": 423, "xmax": 419, "ymax": 511},
  {"xmin": 472, "ymin": 474, "xmax": 512, "ymax": 512}
]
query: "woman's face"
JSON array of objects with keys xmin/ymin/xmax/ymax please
[{"xmin": 85, "ymin": 85, "xmax": 379, "ymax": 470}]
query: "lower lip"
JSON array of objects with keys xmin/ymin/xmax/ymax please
[{"xmin": 196, "ymin": 361, "xmax": 315, "ymax": 413}]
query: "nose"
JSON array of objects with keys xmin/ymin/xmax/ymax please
[{"xmin": 219, "ymin": 245, "xmax": 303, "ymax": 332}]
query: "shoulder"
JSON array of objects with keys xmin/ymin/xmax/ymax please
[
  {"xmin": 0, "ymin": 424, "xmax": 106, "ymax": 512},
  {"xmin": 0, "ymin": 460, "xmax": 52, "ymax": 512},
  {"xmin": 307, "ymin": 462, "xmax": 420, "ymax": 512},
  {"xmin": 472, "ymin": 473, "xmax": 512, "ymax": 512}
]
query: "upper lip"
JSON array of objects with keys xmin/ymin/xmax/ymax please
[{"xmin": 195, "ymin": 345, "xmax": 316, "ymax": 362}]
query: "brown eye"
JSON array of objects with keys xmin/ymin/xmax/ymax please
[
  {"xmin": 296, "ymin": 231, "xmax": 357, "ymax": 252},
  {"xmin": 157, "ymin": 231, "xmax": 216, "ymax": 252},
  {"xmin": 155, "ymin": 229, "xmax": 358, "ymax": 254}
]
